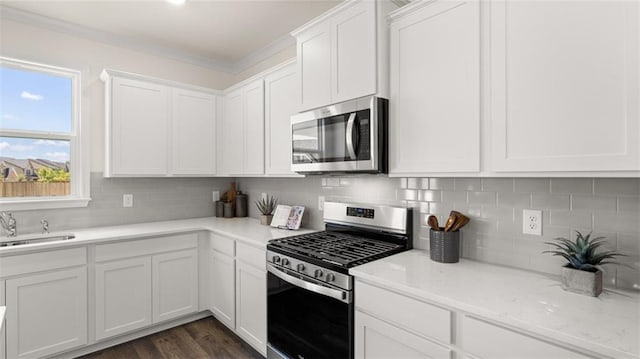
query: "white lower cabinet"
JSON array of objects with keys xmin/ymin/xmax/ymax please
[
  {"xmin": 355, "ymin": 311, "xmax": 451, "ymax": 359},
  {"xmin": 6, "ymin": 267, "xmax": 87, "ymax": 358},
  {"xmin": 209, "ymin": 250, "xmax": 235, "ymax": 328},
  {"xmin": 1, "ymin": 279, "xmax": 5, "ymax": 359},
  {"xmin": 235, "ymin": 259, "xmax": 266, "ymax": 354},
  {"xmin": 153, "ymin": 249, "xmax": 199, "ymax": 323},
  {"xmin": 95, "ymin": 257, "xmax": 152, "ymax": 340}
]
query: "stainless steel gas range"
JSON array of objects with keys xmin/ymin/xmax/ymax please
[{"xmin": 266, "ymin": 201, "xmax": 413, "ymax": 359}]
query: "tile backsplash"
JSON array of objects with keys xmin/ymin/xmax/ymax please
[{"xmin": 239, "ymin": 176, "xmax": 640, "ymax": 291}]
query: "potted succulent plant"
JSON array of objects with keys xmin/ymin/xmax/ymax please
[
  {"xmin": 544, "ymin": 231, "xmax": 623, "ymax": 297},
  {"xmin": 255, "ymin": 195, "xmax": 277, "ymax": 225}
]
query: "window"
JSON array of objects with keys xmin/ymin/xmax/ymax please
[{"xmin": 0, "ymin": 57, "xmax": 89, "ymax": 210}]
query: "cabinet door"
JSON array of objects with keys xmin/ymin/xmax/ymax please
[
  {"xmin": 235, "ymin": 261, "xmax": 267, "ymax": 355},
  {"xmin": 6, "ymin": 267, "xmax": 87, "ymax": 358},
  {"xmin": 95, "ymin": 257, "xmax": 152, "ymax": 340},
  {"xmin": 331, "ymin": 1, "xmax": 377, "ymax": 103},
  {"xmin": 110, "ymin": 77, "xmax": 169, "ymax": 176},
  {"xmin": 491, "ymin": 1, "xmax": 639, "ymax": 172},
  {"xmin": 171, "ymin": 89, "xmax": 216, "ymax": 175},
  {"xmin": 265, "ymin": 63, "xmax": 301, "ymax": 176},
  {"xmin": 221, "ymin": 88, "xmax": 244, "ymax": 175},
  {"xmin": 389, "ymin": 0, "xmax": 480, "ymax": 175},
  {"xmin": 152, "ymin": 249, "xmax": 198, "ymax": 323},
  {"xmin": 297, "ymin": 22, "xmax": 332, "ymax": 111},
  {"xmin": 209, "ymin": 250, "xmax": 235, "ymax": 329},
  {"xmin": 244, "ymin": 80, "xmax": 265, "ymax": 175},
  {"xmin": 355, "ymin": 311, "xmax": 451, "ymax": 359}
]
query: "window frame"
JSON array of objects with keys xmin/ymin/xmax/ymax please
[{"xmin": 0, "ymin": 57, "xmax": 90, "ymax": 210}]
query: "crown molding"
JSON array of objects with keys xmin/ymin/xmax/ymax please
[{"xmin": 0, "ymin": 5, "xmax": 297, "ymax": 75}]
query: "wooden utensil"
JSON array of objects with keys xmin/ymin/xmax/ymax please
[
  {"xmin": 444, "ymin": 211, "xmax": 457, "ymax": 232},
  {"xmin": 450, "ymin": 211, "xmax": 470, "ymax": 231},
  {"xmin": 427, "ymin": 215, "xmax": 439, "ymax": 230}
]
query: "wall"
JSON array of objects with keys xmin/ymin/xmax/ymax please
[{"xmin": 238, "ymin": 176, "xmax": 640, "ymax": 291}]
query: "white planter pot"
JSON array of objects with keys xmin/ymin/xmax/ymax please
[
  {"xmin": 260, "ymin": 214, "xmax": 273, "ymax": 226},
  {"xmin": 561, "ymin": 265, "xmax": 603, "ymax": 297}
]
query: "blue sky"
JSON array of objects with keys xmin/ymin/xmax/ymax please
[{"xmin": 0, "ymin": 66, "xmax": 72, "ymax": 163}]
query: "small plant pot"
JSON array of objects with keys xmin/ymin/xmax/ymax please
[
  {"xmin": 561, "ymin": 265, "xmax": 603, "ymax": 297},
  {"xmin": 260, "ymin": 214, "xmax": 273, "ymax": 226}
]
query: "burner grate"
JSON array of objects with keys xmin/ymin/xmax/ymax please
[{"xmin": 271, "ymin": 231, "xmax": 403, "ymax": 267}]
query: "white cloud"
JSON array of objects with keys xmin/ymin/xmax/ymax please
[
  {"xmin": 34, "ymin": 139, "xmax": 70, "ymax": 147},
  {"xmin": 44, "ymin": 152, "xmax": 69, "ymax": 161},
  {"xmin": 20, "ymin": 91, "xmax": 44, "ymax": 101},
  {"xmin": 0, "ymin": 141, "xmax": 34, "ymax": 152}
]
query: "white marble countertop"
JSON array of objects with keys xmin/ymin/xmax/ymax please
[
  {"xmin": 350, "ymin": 250, "xmax": 640, "ymax": 359},
  {"xmin": 0, "ymin": 217, "xmax": 317, "ymax": 256}
]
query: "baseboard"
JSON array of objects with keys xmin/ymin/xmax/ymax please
[{"xmin": 51, "ymin": 311, "xmax": 213, "ymax": 359}]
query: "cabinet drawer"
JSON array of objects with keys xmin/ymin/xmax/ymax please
[
  {"xmin": 0, "ymin": 247, "xmax": 86, "ymax": 278},
  {"xmin": 355, "ymin": 281, "xmax": 452, "ymax": 344},
  {"xmin": 236, "ymin": 242, "xmax": 265, "ymax": 271},
  {"xmin": 96, "ymin": 233, "xmax": 198, "ymax": 262},
  {"xmin": 461, "ymin": 315, "xmax": 594, "ymax": 359},
  {"xmin": 210, "ymin": 234, "xmax": 235, "ymax": 256}
]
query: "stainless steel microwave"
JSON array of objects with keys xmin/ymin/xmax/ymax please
[{"xmin": 291, "ymin": 96, "xmax": 388, "ymax": 174}]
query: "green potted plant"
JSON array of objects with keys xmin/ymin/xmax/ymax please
[
  {"xmin": 544, "ymin": 231, "xmax": 623, "ymax": 296},
  {"xmin": 255, "ymin": 195, "xmax": 277, "ymax": 225}
]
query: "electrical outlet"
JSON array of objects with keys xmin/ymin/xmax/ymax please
[
  {"xmin": 212, "ymin": 191, "xmax": 220, "ymax": 202},
  {"xmin": 123, "ymin": 194, "xmax": 134, "ymax": 208},
  {"xmin": 522, "ymin": 209, "xmax": 542, "ymax": 236},
  {"xmin": 318, "ymin": 196, "xmax": 325, "ymax": 211}
]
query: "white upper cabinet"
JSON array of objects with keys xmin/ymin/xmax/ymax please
[
  {"xmin": 389, "ymin": 0, "xmax": 480, "ymax": 175},
  {"xmin": 490, "ymin": 0, "xmax": 640, "ymax": 173},
  {"xmin": 171, "ymin": 89, "xmax": 216, "ymax": 175},
  {"xmin": 109, "ymin": 77, "xmax": 170, "ymax": 176},
  {"xmin": 264, "ymin": 61, "xmax": 303, "ymax": 176},
  {"xmin": 102, "ymin": 69, "xmax": 217, "ymax": 177},
  {"xmin": 292, "ymin": 0, "xmax": 397, "ymax": 111},
  {"xmin": 220, "ymin": 79, "xmax": 265, "ymax": 176}
]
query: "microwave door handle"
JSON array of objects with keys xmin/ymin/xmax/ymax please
[
  {"xmin": 346, "ymin": 113, "xmax": 357, "ymax": 160},
  {"xmin": 267, "ymin": 264, "xmax": 350, "ymax": 304}
]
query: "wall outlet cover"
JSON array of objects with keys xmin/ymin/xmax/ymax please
[
  {"xmin": 522, "ymin": 209, "xmax": 542, "ymax": 236},
  {"xmin": 212, "ymin": 191, "xmax": 220, "ymax": 202},
  {"xmin": 318, "ymin": 196, "xmax": 325, "ymax": 211},
  {"xmin": 123, "ymin": 194, "xmax": 134, "ymax": 208}
]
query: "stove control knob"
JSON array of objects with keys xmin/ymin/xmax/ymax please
[
  {"xmin": 297, "ymin": 263, "xmax": 306, "ymax": 272},
  {"xmin": 272, "ymin": 256, "xmax": 281, "ymax": 264},
  {"xmin": 281, "ymin": 258, "xmax": 290, "ymax": 266},
  {"xmin": 326, "ymin": 273, "xmax": 336, "ymax": 283},
  {"xmin": 314, "ymin": 269, "xmax": 323, "ymax": 278}
]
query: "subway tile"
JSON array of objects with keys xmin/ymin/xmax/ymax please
[
  {"xmin": 571, "ymin": 195, "xmax": 617, "ymax": 212},
  {"xmin": 551, "ymin": 178, "xmax": 593, "ymax": 194},
  {"xmin": 454, "ymin": 178, "xmax": 482, "ymax": 192},
  {"xmin": 482, "ymin": 206, "xmax": 514, "ymax": 221},
  {"xmin": 615, "ymin": 266, "xmax": 640, "ymax": 291},
  {"xmin": 416, "ymin": 201, "xmax": 430, "ymax": 213},
  {"xmin": 339, "ymin": 178, "xmax": 352, "ymax": 186},
  {"xmin": 453, "ymin": 204, "xmax": 482, "ymax": 218},
  {"xmin": 407, "ymin": 178, "xmax": 419, "ymax": 189},
  {"xmin": 468, "ymin": 191, "xmax": 496, "ymax": 206},
  {"xmin": 419, "ymin": 178, "xmax": 430, "ymax": 189},
  {"xmin": 481, "ymin": 178, "xmax": 514, "ymax": 192},
  {"xmin": 594, "ymin": 213, "xmax": 640, "ymax": 234},
  {"xmin": 399, "ymin": 178, "xmax": 407, "ymax": 189},
  {"xmin": 618, "ymin": 196, "xmax": 640, "ymax": 213},
  {"xmin": 397, "ymin": 189, "xmax": 418, "ymax": 201},
  {"xmin": 419, "ymin": 190, "xmax": 442, "ymax": 202},
  {"xmin": 497, "ymin": 192, "xmax": 531, "ymax": 207},
  {"xmin": 442, "ymin": 191, "xmax": 467, "ymax": 204},
  {"xmin": 514, "ymin": 178, "xmax": 550, "ymax": 193},
  {"xmin": 326, "ymin": 178, "xmax": 340, "ymax": 187},
  {"xmin": 429, "ymin": 203, "xmax": 454, "ymax": 223},
  {"xmin": 461, "ymin": 217, "xmax": 497, "ymax": 234},
  {"xmin": 549, "ymin": 210, "xmax": 592, "ymax": 228},
  {"xmin": 617, "ymin": 233, "xmax": 640, "ymax": 254},
  {"xmin": 531, "ymin": 193, "xmax": 570, "ymax": 210},
  {"xmin": 429, "ymin": 178, "xmax": 454, "ymax": 191},
  {"xmin": 594, "ymin": 178, "xmax": 640, "ymax": 196}
]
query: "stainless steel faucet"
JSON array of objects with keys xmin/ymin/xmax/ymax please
[
  {"xmin": 41, "ymin": 219, "xmax": 49, "ymax": 234},
  {"xmin": 0, "ymin": 212, "xmax": 17, "ymax": 237}
]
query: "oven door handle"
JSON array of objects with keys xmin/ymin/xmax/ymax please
[
  {"xmin": 346, "ymin": 112, "xmax": 357, "ymax": 160},
  {"xmin": 267, "ymin": 264, "xmax": 351, "ymax": 304}
]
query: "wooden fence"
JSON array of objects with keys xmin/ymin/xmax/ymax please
[{"xmin": 0, "ymin": 182, "xmax": 70, "ymax": 197}]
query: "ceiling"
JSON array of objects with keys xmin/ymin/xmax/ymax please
[{"xmin": 0, "ymin": 0, "xmax": 342, "ymax": 72}]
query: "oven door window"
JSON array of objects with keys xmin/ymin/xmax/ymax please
[
  {"xmin": 268, "ymin": 271, "xmax": 352, "ymax": 359},
  {"xmin": 292, "ymin": 109, "xmax": 370, "ymax": 165}
]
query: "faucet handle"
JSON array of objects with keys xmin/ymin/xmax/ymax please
[{"xmin": 41, "ymin": 219, "xmax": 49, "ymax": 234}]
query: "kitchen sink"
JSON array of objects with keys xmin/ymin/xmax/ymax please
[{"xmin": 0, "ymin": 234, "xmax": 76, "ymax": 247}]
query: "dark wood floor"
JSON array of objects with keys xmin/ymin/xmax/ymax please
[{"xmin": 79, "ymin": 317, "xmax": 263, "ymax": 359}]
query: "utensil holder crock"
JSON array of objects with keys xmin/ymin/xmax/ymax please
[{"xmin": 429, "ymin": 228, "xmax": 460, "ymax": 263}]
